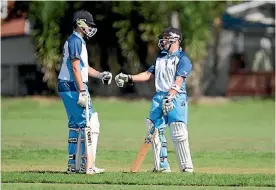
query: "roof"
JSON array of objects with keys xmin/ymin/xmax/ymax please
[
  {"xmin": 226, "ymin": 1, "xmax": 275, "ymax": 25},
  {"xmin": 1, "ymin": 18, "xmax": 30, "ymax": 37},
  {"xmin": 226, "ymin": 1, "xmax": 275, "ymax": 15}
]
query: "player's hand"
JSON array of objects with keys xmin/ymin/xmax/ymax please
[
  {"xmin": 162, "ymin": 95, "xmax": 175, "ymax": 115},
  {"xmin": 115, "ymin": 72, "xmax": 133, "ymax": 87},
  {"xmin": 98, "ymin": 71, "xmax": 112, "ymax": 85},
  {"xmin": 77, "ymin": 90, "xmax": 89, "ymax": 107}
]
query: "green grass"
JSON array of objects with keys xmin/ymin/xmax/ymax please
[
  {"xmin": 1, "ymin": 97, "xmax": 275, "ymax": 188},
  {"xmin": 2, "ymin": 184, "xmax": 274, "ymax": 190},
  {"xmin": 2, "ymin": 172, "xmax": 275, "ymax": 187}
]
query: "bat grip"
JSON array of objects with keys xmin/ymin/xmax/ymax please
[{"xmin": 85, "ymin": 95, "xmax": 90, "ymax": 127}]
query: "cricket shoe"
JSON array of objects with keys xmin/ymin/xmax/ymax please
[
  {"xmin": 86, "ymin": 167, "xmax": 105, "ymax": 175},
  {"xmin": 78, "ymin": 166, "xmax": 87, "ymax": 174},
  {"xmin": 182, "ymin": 168, "xmax": 194, "ymax": 173},
  {"xmin": 152, "ymin": 167, "xmax": 171, "ymax": 173},
  {"xmin": 67, "ymin": 167, "xmax": 77, "ymax": 174}
]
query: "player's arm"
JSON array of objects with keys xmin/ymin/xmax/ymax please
[
  {"xmin": 168, "ymin": 76, "xmax": 184, "ymax": 96},
  {"xmin": 133, "ymin": 62, "xmax": 155, "ymax": 82},
  {"xmin": 88, "ymin": 66, "xmax": 100, "ymax": 78},
  {"xmin": 88, "ymin": 66, "xmax": 112, "ymax": 85},
  {"xmin": 115, "ymin": 62, "xmax": 155, "ymax": 87},
  {"xmin": 72, "ymin": 59, "xmax": 85, "ymax": 91},
  {"xmin": 169, "ymin": 56, "xmax": 192, "ymax": 96},
  {"xmin": 68, "ymin": 38, "xmax": 85, "ymax": 92},
  {"xmin": 163, "ymin": 56, "xmax": 192, "ymax": 114},
  {"xmin": 68, "ymin": 38, "xmax": 88, "ymax": 107},
  {"xmin": 131, "ymin": 71, "xmax": 153, "ymax": 82}
]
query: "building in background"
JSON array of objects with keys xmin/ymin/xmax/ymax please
[
  {"xmin": 203, "ymin": 0, "xmax": 275, "ymax": 96},
  {"xmin": 1, "ymin": 0, "xmax": 46, "ymax": 96},
  {"xmin": 1, "ymin": 1, "xmax": 275, "ymax": 97}
]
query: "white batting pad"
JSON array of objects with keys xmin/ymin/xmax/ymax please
[
  {"xmin": 146, "ymin": 119, "xmax": 161, "ymax": 171},
  {"xmin": 90, "ymin": 112, "xmax": 100, "ymax": 130},
  {"xmin": 89, "ymin": 112, "xmax": 100, "ymax": 167},
  {"xmin": 75, "ymin": 130, "xmax": 82, "ymax": 171},
  {"xmin": 170, "ymin": 122, "xmax": 194, "ymax": 172}
]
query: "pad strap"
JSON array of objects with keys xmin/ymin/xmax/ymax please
[
  {"xmin": 68, "ymin": 138, "xmax": 78, "ymax": 143},
  {"xmin": 69, "ymin": 128, "xmax": 80, "ymax": 132}
]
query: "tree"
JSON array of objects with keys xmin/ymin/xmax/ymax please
[
  {"xmin": 29, "ymin": 1, "xmax": 67, "ymax": 89},
  {"xmin": 27, "ymin": 1, "xmax": 229, "ymax": 97},
  {"xmin": 113, "ymin": 2, "xmax": 229, "ymax": 97}
]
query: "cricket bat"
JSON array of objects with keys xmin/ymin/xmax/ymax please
[
  {"xmin": 85, "ymin": 96, "xmax": 94, "ymax": 172},
  {"xmin": 130, "ymin": 127, "xmax": 158, "ymax": 173}
]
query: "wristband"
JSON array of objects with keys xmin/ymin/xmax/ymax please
[
  {"xmin": 97, "ymin": 72, "xmax": 102, "ymax": 79},
  {"xmin": 171, "ymin": 84, "xmax": 181, "ymax": 93},
  {"xmin": 128, "ymin": 75, "xmax": 133, "ymax": 85}
]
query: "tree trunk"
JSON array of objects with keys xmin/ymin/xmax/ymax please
[
  {"xmin": 188, "ymin": 59, "xmax": 204, "ymax": 103},
  {"xmin": 203, "ymin": 17, "xmax": 222, "ymax": 94},
  {"xmin": 170, "ymin": 11, "xmax": 180, "ymax": 29}
]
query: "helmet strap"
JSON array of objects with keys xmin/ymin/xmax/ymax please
[{"xmin": 167, "ymin": 44, "xmax": 172, "ymax": 52}]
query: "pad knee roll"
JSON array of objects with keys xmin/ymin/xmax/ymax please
[
  {"xmin": 89, "ymin": 112, "xmax": 100, "ymax": 133},
  {"xmin": 170, "ymin": 122, "xmax": 188, "ymax": 142}
]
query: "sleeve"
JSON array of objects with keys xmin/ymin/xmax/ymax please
[
  {"xmin": 176, "ymin": 56, "xmax": 192, "ymax": 77},
  {"xmin": 147, "ymin": 63, "xmax": 155, "ymax": 74},
  {"xmin": 147, "ymin": 57, "xmax": 157, "ymax": 74},
  {"xmin": 68, "ymin": 37, "xmax": 82, "ymax": 60}
]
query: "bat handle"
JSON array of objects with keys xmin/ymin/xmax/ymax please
[{"xmin": 86, "ymin": 95, "xmax": 90, "ymax": 127}]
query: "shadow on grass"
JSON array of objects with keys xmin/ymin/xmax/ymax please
[{"xmin": 20, "ymin": 171, "xmax": 67, "ymax": 174}]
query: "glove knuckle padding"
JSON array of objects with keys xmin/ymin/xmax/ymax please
[{"xmin": 170, "ymin": 122, "xmax": 188, "ymax": 141}]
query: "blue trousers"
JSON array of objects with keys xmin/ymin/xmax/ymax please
[
  {"xmin": 58, "ymin": 80, "xmax": 93, "ymax": 168},
  {"xmin": 149, "ymin": 92, "xmax": 189, "ymax": 169},
  {"xmin": 149, "ymin": 92, "xmax": 188, "ymax": 126}
]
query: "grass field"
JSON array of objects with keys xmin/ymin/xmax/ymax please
[{"xmin": 1, "ymin": 97, "xmax": 275, "ymax": 189}]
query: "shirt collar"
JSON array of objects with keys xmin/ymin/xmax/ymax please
[
  {"xmin": 162, "ymin": 47, "xmax": 182, "ymax": 56},
  {"xmin": 73, "ymin": 31, "xmax": 86, "ymax": 44}
]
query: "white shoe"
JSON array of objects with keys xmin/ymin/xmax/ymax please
[
  {"xmin": 86, "ymin": 167, "xmax": 105, "ymax": 174},
  {"xmin": 152, "ymin": 167, "xmax": 171, "ymax": 173},
  {"xmin": 161, "ymin": 168, "xmax": 171, "ymax": 173},
  {"xmin": 182, "ymin": 168, "xmax": 194, "ymax": 173}
]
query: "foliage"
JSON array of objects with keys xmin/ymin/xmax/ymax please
[
  {"xmin": 27, "ymin": 1, "xmax": 228, "ymax": 95},
  {"xmin": 112, "ymin": 2, "xmax": 228, "ymax": 96},
  {"xmin": 29, "ymin": 1, "xmax": 67, "ymax": 89}
]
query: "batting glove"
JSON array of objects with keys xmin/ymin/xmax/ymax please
[
  {"xmin": 77, "ymin": 90, "xmax": 89, "ymax": 107},
  {"xmin": 162, "ymin": 95, "xmax": 175, "ymax": 115},
  {"xmin": 98, "ymin": 71, "xmax": 112, "ymax": 85},
  {"xmin": 115, "ymin": 72, "xmax": 133, "ymax": 88}
]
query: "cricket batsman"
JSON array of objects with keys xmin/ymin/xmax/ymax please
[
  {"xmin": 57, "ymin": 10, "xmax": 112, "ymax": 174},
  {"xmin": 115, "ymin": 27, "xmax": 194, "ymax": 173}
]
